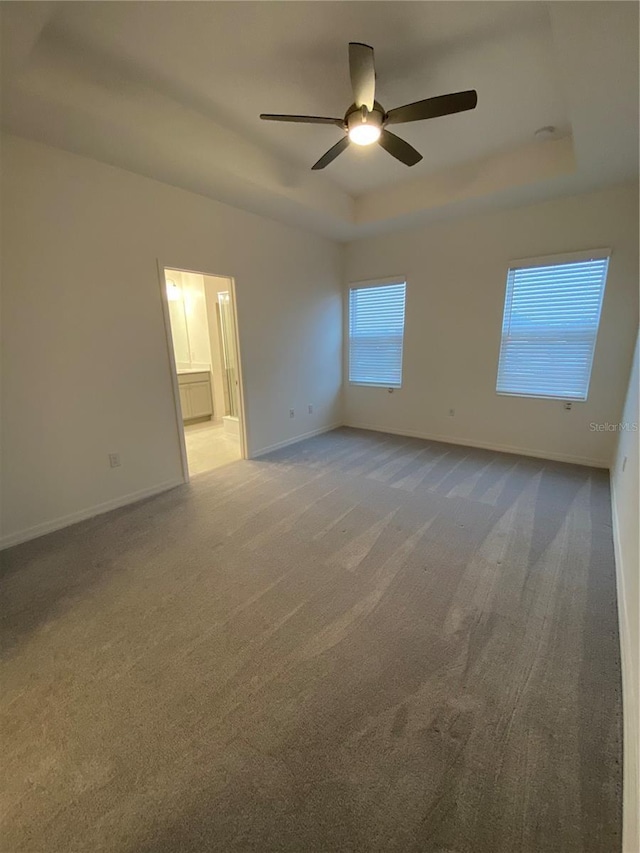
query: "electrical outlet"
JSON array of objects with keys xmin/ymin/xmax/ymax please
[
  {"xmin": 289, "ymin": 409, "xmax": 295, "ymax": 418},
  {"xmin": 308, "ymin": 404, "xmax": 313, "ymax": 414},
  {"xmin": 564, "ymin": 401, "xmax": 572, "ymax": 411},
  {"xmin": 108, "ymin": 453, "xmax": 121, "ymax": 468},
  {"xmin": 448, "ymin": 408, "xmax": 455, "ymax": 417}
]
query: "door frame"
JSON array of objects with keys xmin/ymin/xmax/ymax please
[{"xmin": 157, "ymin": 260, "xmax": 249, "ymax": 483}]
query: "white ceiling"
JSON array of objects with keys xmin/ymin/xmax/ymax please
[{"xmin": 1, "ymin": 2, "xmax": 638, "ymax": 240}]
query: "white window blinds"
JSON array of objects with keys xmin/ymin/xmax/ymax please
[
  {"xmin": 496, "ymin": 251, "xmax": 610, "ymax": 401},
  {"xmin": 349, "ymin": 281, "xmax": 407, "ymax": 388}
]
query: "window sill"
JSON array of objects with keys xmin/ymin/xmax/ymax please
[
  {"xmin": 496, "ymin": 390, "xmax": 587, "ymax": 402},
  {"xmin": 349, "ymin": 382, "xmax": 402, "ymax": 390}
]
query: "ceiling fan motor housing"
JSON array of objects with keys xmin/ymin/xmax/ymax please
[{"xmin": 345, "ymin": 102, "xmax": 386, "ymax": 131}]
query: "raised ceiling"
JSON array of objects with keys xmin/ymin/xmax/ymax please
[{"xmin": 1, "ymin": 2, "xmax": 638, "ymax": 240}]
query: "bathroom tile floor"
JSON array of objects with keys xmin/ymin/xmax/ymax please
[{"xmin": 184, "ymin": 420, "xmax": 240, "ymax": 475}]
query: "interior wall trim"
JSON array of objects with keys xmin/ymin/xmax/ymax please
[
  {"xmin": 2, "ymin": 423, "xmax": 344, "ymax": 549},
  {"xmin": 0, "ymin": 478, "xmax": 184, "ymax": 551},
  {"xmin": 610, "ymin": 475, "xmax": 640, "ymax": 853},
  {"xmin": 250, "ymin": 423, "xmax": 344, "ymax": 459},
  {"xmin": 343, "ymin": 421, "xmax": 610, "ymax": 469}
]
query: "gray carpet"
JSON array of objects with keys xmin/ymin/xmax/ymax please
[{"xmin": 0, "ymin": 428, "xmax": 622, "ymax": 852}]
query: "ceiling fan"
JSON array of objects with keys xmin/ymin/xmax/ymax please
[{"xmin": 260, "ymin": 42, "xmax": 477, "ymax": 170}]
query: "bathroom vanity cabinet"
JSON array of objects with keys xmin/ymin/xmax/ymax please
[{"xmin": 177, "ymin": 371, "xmax": 213, "ymax": 422}]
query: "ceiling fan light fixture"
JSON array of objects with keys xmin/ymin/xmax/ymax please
[
  {"xmin": 348, "ymin": 122, "xmax": 381, "ymax": 146},
  {"xmin": 259, "ymin": 42, "xmax": 478, "ymax": 169}
]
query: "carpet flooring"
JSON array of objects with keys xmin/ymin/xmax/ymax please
[{"xmin": 0, "ymin": 428, "xmax": 622, "ymax": 852}]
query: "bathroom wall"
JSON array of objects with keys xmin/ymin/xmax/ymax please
[
  {"xmin": 167, "ymin": 270, "xmax": 212, "ymax": 371},
  {"xmin": 166, "ymin": 272, "xmax": 190, "ymax": 365},
  {"xmin": 203, "ymin": 275, "xmax": 233, "ymax": 422},
  {"xmin": 181, "ymin": 272, "xmax": 212, "ymax": 369},
  {"xmin": 167, "ymin": 269, "xmax": 240, "ymax": 424}
]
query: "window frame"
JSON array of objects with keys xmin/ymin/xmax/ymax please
[
  {"xmin": 495, "ymin": 248, "xmax": 611, "ymax": 402},
  {"xmin": 347, "ymin": 276, "xmax": 407, "ymax": 389}
]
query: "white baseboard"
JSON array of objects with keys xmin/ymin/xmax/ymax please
[
  {"xmin": 610, "ymin": 478, "xmax": 640, "ymax": 853},
  {"xmin": 251, "ymin": 422, "xmax": 344, "ymax": 459},
  {"xmin": 3, "ymin": 424, "xmax": 344, "ymax": 547},
  {"xmin": 0, "ymin": 478, "xmax": 185, "ymax": 550},
  {"xmin": 344, "ymin": 421, "xmax": 609, "ymax": 469},
  {"xmin": 2, "ymin": 424, "xmax": 606, "ymax": 549}
]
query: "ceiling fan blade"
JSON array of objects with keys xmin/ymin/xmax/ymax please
[
  {"xmin": 312, "ymin": 136, "xmax": 350, "ymax": 170},
  {"xmin": 386, "ymin": 90, "xmax": 478, "ymax": 125},
  {"xmin": 378, "ymin": 129, "xmax": 422, "ymax": 166},
  {"xmin": 260, "ymin": 114, "xmax": 344, "ymax": 126},
  {"xmin": 348, "ymin": 42, "xmax": 375, "ymax": 111}
]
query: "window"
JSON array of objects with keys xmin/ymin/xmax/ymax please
[
  {"xmin": 496, "ymin": 250, "xmax": 610, "ymax": 401},
  {"xmin": 349, "ymin": 279, "xmax": 407, "ymax": 388}
]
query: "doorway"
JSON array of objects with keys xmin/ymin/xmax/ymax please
[{"xmin": 162, "ymin": 267, "xmax": 246, "ymax": 478}]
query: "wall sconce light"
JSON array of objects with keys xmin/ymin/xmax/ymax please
[{"xmin": 166, "ymin": 279, "xmax": 181, "ymax": 302}]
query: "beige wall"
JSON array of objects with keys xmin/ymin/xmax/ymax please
[
  {"xmin": 344, "ymin": 183, "xmax": 639, "ymax": 467},
  {"xmin": 611, "ymin": 333, "xmax": 640, "ymax": 853},
  {"xmin": 0, "ymin": 134, "xmax": 343, "ymax": 547},
  {"xmin": 2, "ymin": 133, "xmax": 637, "ymax": 551}
]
